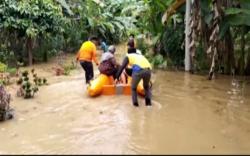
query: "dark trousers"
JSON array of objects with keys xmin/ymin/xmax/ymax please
[
  {"xmin": 80, "ymin": 61, "xmax": 93, "ymax": 84},
  {"xmin": 131, "ymin": 69, "xmax": 151, "ymax": 105},
  {"xmin": 125, "ymin": 68, "xmax": 133, "ymax": 77}
]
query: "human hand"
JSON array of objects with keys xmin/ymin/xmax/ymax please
[{"xmin": 114, "ymin": 79, "xmax": 119, "ymax": 84}]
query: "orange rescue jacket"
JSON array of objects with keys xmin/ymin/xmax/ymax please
[{"xmin": 76, "ymin": 41, "xmax": 99, "ymax": 65}]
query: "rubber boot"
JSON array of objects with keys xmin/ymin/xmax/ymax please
[
  {"xmin": 145, "ymin": 98, "xmax": 151, "ymax": 106},
  {"xmin": 133, "ymin": 102, "xmax": 139, "ymax": 107}
]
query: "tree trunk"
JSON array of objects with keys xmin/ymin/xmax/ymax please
[
  {"xmin": 185, "ymin": 0, "xmax": 191, "ymax": 71},
  {"xmin": 240, "ymin": 27, "xmax": 246, "ymax": 75},
  {"xmin": 43, "ymin": 51, "xmax": 48, "ymax": 62},
  {"xmin": 189, "ymin": 0, "xmax": 203, "ymax": 73},
  {"xmin": 246, "ymin": 54, "xmax": 250, "ymax": 75},
  {"xmin": 208, "ymin": 48, "xmax": 217, "ymax": 80},
  {"xmin": 27, "ymin": 38, "xmax": 33, "ymax": 66},
  {"xmin": 208, "ymin": 0, "xmax": 221, "ymax": 80},
  {"xmin": 41, "ymin": 39, "xmax": 48, "ymax": 62},
  {"xmin": 225, "ymin": 29, "xmax": 235, "ymax": 75}
]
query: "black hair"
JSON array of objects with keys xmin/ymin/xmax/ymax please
[
  {"xmin": 129, "ymin": 34, "xmax": 135, "ymax": 38},
  {"xmin": 89, "ymin": 36, "xmax": 99, "ymax": 41},
  {"xmin": 127, "ymin": 38, "xmax": 135, "ymax": 48},
  {"xmin": 128, "ymin": 47, "xmax": 137, "ymax": 54}
]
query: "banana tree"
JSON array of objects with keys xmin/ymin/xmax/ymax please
[
  {"xmin": 219, "ymin": 1, "xmax": 250, "ymax": 75},
  {"xmin": 161, "ymin": 0, "xmax": 190, "ymax": 71},
  {"xmin": 73, "ymin": 0, "xmax": 137, "ymax": 43},
  {"xmin": 162, "ymin": 0, "xmax": 250, "ymax": 78}
]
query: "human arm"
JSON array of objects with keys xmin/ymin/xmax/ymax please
[
  {"xmin": 92, "ymin": 46, "xmax": 99, "ymax": 65},
  {"xmin": 110, "ymin": 57, "xmax": 119, "ymax": 67},
  {"xmin": 115, "ymin": 56, "xmax": 129, "ymax": 80},
  {"xmin": 76, "ymin": 51, "xmax": 80, "ymax": 61}
]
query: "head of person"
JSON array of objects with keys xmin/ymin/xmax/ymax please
[
  {"xmin": 100, "ymin": 37, "xmax": 107, "ymax": 43},
  {"xmin": 89, "ymin": 36, "xmax": 99, "ymax": 46},
  {"xmin": 108, "ymin": 45, "xmax": 116, "ymax": 54},
  {"xmin": 127, "ymin": 38, "xmax": 135, "ymax": 48},
  {"xmin": 129, "ymin": 34, "xmax": 135, "ymax": 39}
]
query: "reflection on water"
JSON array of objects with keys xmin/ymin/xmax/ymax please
[{"xmin": 0, "ymin": 55, "xmax": 250, "ymax": 154}]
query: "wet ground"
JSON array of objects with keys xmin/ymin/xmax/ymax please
[{"xmin": 0, "ymin": 44, "xmax": 250, "ymax": 154}]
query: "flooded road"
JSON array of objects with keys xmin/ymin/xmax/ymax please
[{"xmin": 0, "ymin": 45, "xmax": 250, "ymax": 154}]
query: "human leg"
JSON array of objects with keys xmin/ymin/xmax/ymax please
[
  {"xmin": 131, "ymin": 72, "xmax": 142, "ymax": 106},
  {"xmin": 80, "ymin": 61, "xmax": 93, "ymax": 84},
  {"xmin": 142, "ymin": 70, "xmax": 152, "ymax": 106}
]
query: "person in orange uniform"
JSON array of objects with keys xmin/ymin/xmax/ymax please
[{"xmin": 76, "ymin": 36, "xmax": 99, "ymax": 84}]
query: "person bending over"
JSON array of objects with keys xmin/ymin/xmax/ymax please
[{"xmin": 115, "ymin": 53, "xmax": 152, "ymax": 107}]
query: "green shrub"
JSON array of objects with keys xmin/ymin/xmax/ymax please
[
  {"xmin": 0, "ymin": 80, "xmax": 4, "ymax": 86},
  {"xmin": 149, "ymin": 54, "xmax": 167, "ymax": 69},
  {"xmin": 0, "ymin": 74, "xmax": 11, "ymax": 86},
  {"xmin": 160, "ymin": 25, "xmax": 185, "ymax": 67},
  {"xmin": 6, "ymin": 68, "xmax": 17, "ymax": 76},
  {"xmin": 63, "ymin": 65, "xmax": 72, "ymax": 75},
  {"xmin": 17, "ymin": 69, "xmax": 48, "ymax": 99},
  {"xmin": 194, "ymin": 42, "xmax": 210, "ymax": 72},
  {"xmin": 0, "ymin": 44, "xmax": 15, "ymax": 65},
  {"xmin": 0, "ymin": 63, "xmax": 7, "ymax": 73},
  {"xmin": 62, "ymin": 61, "xmax": 77, "ymax": 76},
  {"xmin": 136, "ymin": 35, "xmax": 150, "ymax": 55}
]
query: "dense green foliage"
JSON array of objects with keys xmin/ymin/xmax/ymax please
[
  {"xmin": 0, "ymin": 0, "xmax": 139, "ymax": 66},
  {"xmin": 0, "ymin": 0, "xmax": 249, "ymax": 76},
  {"xmin": 137, "ymin": 0, "xmax": 250, "ymax": 75},
  {"xmin": 132, "ymin": 0, "xmax": 186, "ymax": 69},
  {"xmin": 0, "ymin": 0, "xmax": 67, "ymax": 65}
]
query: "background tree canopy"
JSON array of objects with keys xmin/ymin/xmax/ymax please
[{"xmin": 0, "ymin": 0, "xmax": 249, "ymax": 77}]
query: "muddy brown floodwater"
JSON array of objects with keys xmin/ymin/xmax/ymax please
[{"xmin": 0, "ymin": 44, "xmax": 250, "ymax": 154}]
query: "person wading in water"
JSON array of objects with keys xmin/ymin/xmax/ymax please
[
  {"xmin": 76, "ymin": 36, "xmax": 99, "ymax": 84},
  {"xmin": 115, "ymin": 52, "xmax": 152, "ymax": 107}
]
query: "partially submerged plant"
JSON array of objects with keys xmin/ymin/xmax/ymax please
[
  {"xmin": 54, "ymin": 52, "xmax": 77, "ymax": 76},
  {"xmin": 16, "ymin": 69, "xmax": 48, "ymax": 99},
  {"xmin": 6, "ymin": 68, "xmax": 17, "ymax": 77},
  {"xmin": 15, "ymin": 61, "xmax": 24, "ymax": 77},
  {"xmin": 0, "ymin": 85, "xmax": 14, "ymax": 121},
  {"xmin": 62, "ymin": 60, "xmax": 77, "ymax": 76},
  {"xmin": 17, "ymin": 70, "xmax": 37, "ymax": 98},
  {"xmin": 0, "ymin": 73, "xmax": 11, "ymax": 86},
  {"xmin": 32, "ymin": 69, "xmax": 48, "ymax": 86},
  {"xmin": 63, "ymin": 64, "xmax": 71, "ymax": 76},
  {"xmin": 0, "ymin": 63, "xmax": 15, "ymax": 86},
  {"xmin": 0, "ymin": 62, "xmax": 7, "ymax": 73},
  {"xmin": 53, "ymin": 62, "xmax": 75, "ymax": 76}
]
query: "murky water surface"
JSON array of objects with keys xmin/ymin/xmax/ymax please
[{"xmin": 0, "ymin": 44, "xmax": 250, "ymax": 154}]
